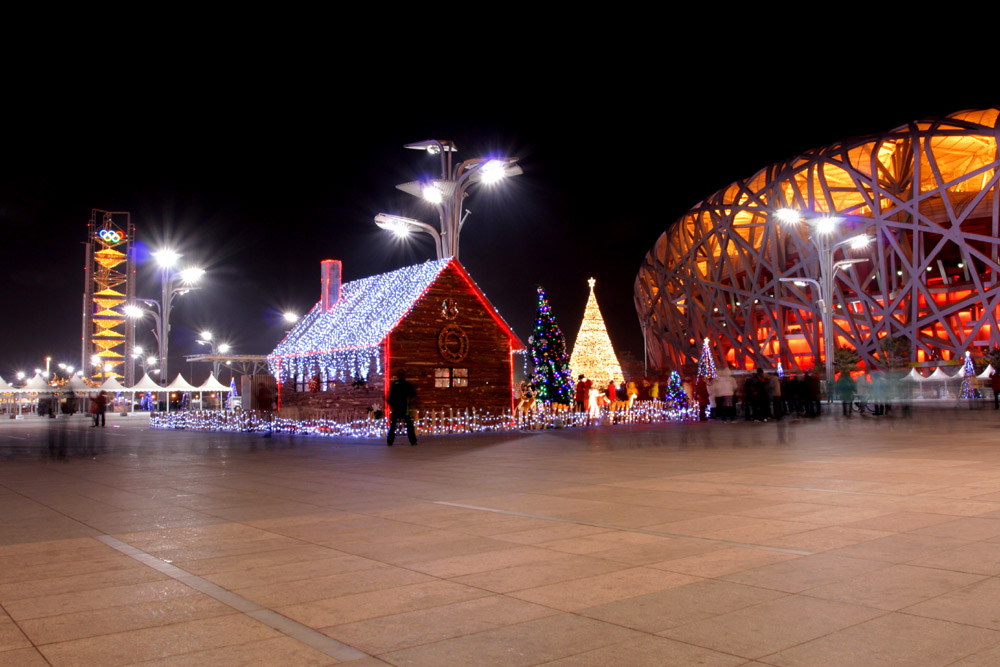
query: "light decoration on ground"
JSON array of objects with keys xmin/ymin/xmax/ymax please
[
  {"xmin": 527, "ymin": 286, "xmax": 575, "ymax": 405},
  {"xmin": 268, "ymin": 259, "xmax": 453, "ymax": 385},
  {"xmin": 777, "ymin": 361, "xmax": 784, "ymax": 379},
  {"xmin": 150, "ymin": 399, "xmax": 698, "ymax": 437},
  {"xmin": 665, "ymin": 370, "xmax": 687, "ymax": 408},
  {"xmin": 226, "ymin": 377, "xmax": 238, "ymax": 409},
  {"xmin": 960, "ymin": 351, "xmax": 978, "ymax": 399},
  {"xmin": 569, "ymin": 278, "xmax": 625, "ymax": 388}
]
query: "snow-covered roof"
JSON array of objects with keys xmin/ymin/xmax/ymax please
[{"xmin": 267, "ymin": 258, "xmax": 458, "ymax": 383}]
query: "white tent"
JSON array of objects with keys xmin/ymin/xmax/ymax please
[
  {"xmin": 977, "ymin": 364, "xmax": 995, "ymax": 380},
  {"xmin": 165, "ymin": 374, "xmax": 198, "ymax": 391},
  {"xmin": 926, "ymin": 367, "xmax": 957, "ymax": 381},
  {"xmin": 902, "ymin": 368, "xmax": 926, "ymax": 382},
  {"xmin": 64, "ymin": 376, "xmax": 92, "ymax": 394},
  {"xmin": 21, "ymin": 373, "xmax": 56, "ymax": 393},
  {"xmin": 130, "ymin": 373, "xmax": 165, "ymax": 391},
  {"xmin": 197, "ymin": 374, "xmax": 231, "ymax": 392},
  {"xmin": 99, "ymin": 376, "xmax": 130, "ymax": 393}
]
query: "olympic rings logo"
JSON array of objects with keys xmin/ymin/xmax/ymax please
[{"xmin": 99, "ymin": 229, "xmax": 123, "ymax": 244}]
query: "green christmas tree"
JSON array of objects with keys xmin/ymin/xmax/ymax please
[{"xmin": 528, "ymin": 286, "xmax": 575, "ymax": 406}]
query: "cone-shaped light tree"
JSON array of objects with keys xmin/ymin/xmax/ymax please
[
  {"xmin": 696, "ymin": 337, "xmax": 717, "ymax": 383},
  {"xmin": 528, "ymin": 286, "xmax": 575, "ymax": 406},
  {"xmin": 569, "ymin": 278, "xmax": 625, "ymax": 387}
]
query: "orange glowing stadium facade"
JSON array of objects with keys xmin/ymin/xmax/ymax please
[{"xmin": 635, "ymin": 109, "xmax": 1000, "ymax": 374}]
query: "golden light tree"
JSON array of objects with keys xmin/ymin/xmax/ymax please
[{"xmin": 569, "ymin": 278, "xmax": 626, "ymax": 387}]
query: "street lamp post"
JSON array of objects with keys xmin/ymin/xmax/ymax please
[
  {"xmin": 775, "ymin": 209, "xmax": 871, "ymax": 395},
  {"xmin": 196, "ymin": 331, "xmax": 231, "ymax": 377},
  {"xmin": 125, "ymin": 250, "xmax": 204, "ymax": 386},
  {"xmin": 375, "ymin": 139, "xmax": 521, "ymax": 260}
]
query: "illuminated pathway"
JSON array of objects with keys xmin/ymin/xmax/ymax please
[{"xmin": 2, "ymin": 410, "xmax": 1000, "ymax": 665}]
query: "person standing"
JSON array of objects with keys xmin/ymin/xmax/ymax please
[
  {"xmin": 575, "ymin": 375, "xmax": 589, "ymax": 413},
  {"xmin": 835, "ymin": 371, "xmax": 857, "ymax": 417},
  {"xmin": 387, "ymin": 372, "xmax": 417, "ymax": 446},
  {"xmin": 713, "ymin": 368, "xmax": 736, "ymax": 422},
  {"xmin": 607, "ymin": 380, "xmax": 617, "ymax": 403},
  {"xmin": 695, "ymin": 376, "xmax": 710, "ymax": 421},
  {"xmin": 991, "ymin": 368, "xmax": 1000, "ymax": 410},
  {"xmin": 768, "ymin": 372, "xmax": 782, "ymax": 420},
  {"xmin": 93, "ymin": 390, "xmax": 108, "ymax": 427}
]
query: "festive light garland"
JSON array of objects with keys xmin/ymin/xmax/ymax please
[
  {"xmin": 268, "ymin": 259, "xmax": 453, "ymax": 383},
  {"xmin": 527, "ymin": 286, "xmax": 575, "ymax": 405},
  {"xmin": 569, "ymin": 278, "xmax": 625, "ymax": 387},
  {"xmin": 151, "ymin": 399, "xmax": 699, "ymax": 437},
  {"xmin": 960, "ymin": 351, "xmax": 979, "ymax": 399}
]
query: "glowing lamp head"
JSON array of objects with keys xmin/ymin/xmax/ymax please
[
  {"xmin": 147, "ymin": 356, "xmax": 158, "ymax": 366},
  {"xmin": 479, "ymin": 160, "xmax": 507, "ymax": 185},
  {"xmin": 103, "ymin": 363, "xmax": 114, "ymax": 373},
  {"xmin": 153, "ymin": 249, "xmax": 180, "ymax": 268},
  {"xmin": 124, "ymin": 304, "xmax": 145, "ymax": 319},
  {"xmin": 775, "ymin": 209, "xmax": 801, "ymax": 225},
  {"xmin": 793, "ymin": 280, "xmax": 808, "ymax": 287},
  {"xmin": 134, "ymin": 346, "xmax": 143, "ymax": 355},
  {"xmin": 179, "ymin": 267, "xmax": 205, "ymax": 284},
  {"xmin": 16, "ymin": 372, "xmax": 24, "ymax": 380},
  {"xmin": 91, "ymin": 355, "xmax": 101, "ymax": 366},
  {"xmin": 849, "ymin": 235, "xmax": 871, "ymax": 250},
  {"xmin": 200, "ymin": 331, "xmax": 213, "ymax": 341},
  {"xmin": 218, "ymin": 344, "xmax": 231, "ymax": 353},
  {"xmin": 815, "ymin": 217, "xmax": 838, "ymax": 234},
  {"xmin": 422, "ymin": 185, "xmax": 443, "ymax": 204},
  {"xmin": 283, "ymin": 312, "xmax": 299, "ymax": 323}
]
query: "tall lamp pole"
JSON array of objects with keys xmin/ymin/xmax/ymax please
[
  {"xmin": 124, "ymin": 249, "xmax": 204, "ymax": 385},
  {"xmin": 375, "ymin": 139, "xmax": 521, "ymax": 260},
  {"xmin": 775, "ymin": 209, "xmax": 871, "ymax": 393}
]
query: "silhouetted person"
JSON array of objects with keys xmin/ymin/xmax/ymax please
[
  {"xmin": 92, "ymin": 391, "xmax": 108, "ymax": 427},
  {"xmin": 387, "ymin": 372, "xmax": 417, "ymax": 446}
]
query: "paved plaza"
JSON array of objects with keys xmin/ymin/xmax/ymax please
[{"xmin": 2, "ymin": 408, "xmax": 1000, "ymax": 666}]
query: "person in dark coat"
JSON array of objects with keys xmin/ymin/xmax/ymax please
[
  {"xmin": 991, "ymin": 369, "xmax": 1000, "ymax": 410},
  {"xmin": 387, "ymin": 372, "xmax": 417, "ymax": 446},
  {"xmin": 93, "ymin": 390, "xmax": 108, "ymax": 427}
]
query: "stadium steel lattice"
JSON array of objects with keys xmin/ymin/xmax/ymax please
[{"xmin": 635, "ymin": 109, "xmax": 1000, "ymax": 375}]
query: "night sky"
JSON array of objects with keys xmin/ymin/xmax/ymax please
[{"xmin": 1, "ymin": 69, "xmax": 990, "ymax": 383}]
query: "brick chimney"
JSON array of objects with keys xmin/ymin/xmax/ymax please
[{"xmin": 321, "ymin": 259, "xmax": 342, "ymax": 312}]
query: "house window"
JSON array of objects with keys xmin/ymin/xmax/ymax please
[{"xmin": 434, "ymin": 368, "xmax": 468, "ymax": 388}]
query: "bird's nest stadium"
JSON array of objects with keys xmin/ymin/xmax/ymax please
[{"xmin": 635, "ymin": 108, "xmax": 1000, "ymax": 374}]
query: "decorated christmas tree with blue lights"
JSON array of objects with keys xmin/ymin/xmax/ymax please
[
  {"xmin": 528, "ymin": 286, "xmax": 575, "ymax": 406},
  {"xmin": 960, "ymin": 351, "xmax": 978, "ymax": 399},
  {"xmin": 665, "ymin": 370, "xmax": 687, "ymax": 408}
]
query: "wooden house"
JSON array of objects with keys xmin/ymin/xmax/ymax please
[{"xmin": 268, "ymin": 258, "xmax": 524, "ymax": 420}]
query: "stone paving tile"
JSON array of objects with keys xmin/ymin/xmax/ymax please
[
  {"xmin": 132, "ymin": 636, "xmax": 339, "ymax": 666},
  {"xmin": 721, "ymin": 553, "xmax": 889, "ymax": 593},
  {"xmin": 275, "ymin": 580, "xmax": 489, "ymax": 628},
  {"xmin": 907, "ymin": 541, "xmax": 1000, "ymax": 575},
  {"xmin": 649, "ymin": 546, "xmax": 800, "ymax": 578},
  {"xmin": 36, "ymin": 614, "xmax": 282, "ymax": 666},
  {"xmin": 449, "ymin": 553, "xmax": 629, "ymax": 593},
  {"xmin": 903, "ymin": 577, "xmax": 1000, "ymax": 630},
  {"xmin": 321, "ymin": 595, "xmax": 557, "ymax": 654},
  {"xmin": 758, "ymin": 525, "xmax": 892, "ymax": 552},
  {"xmin": 0, "ymin": 647, "xmax": 49, "ymax": 666},
  {"xmin": 379, "ymin": 613, "xmax": 640, "ymax": 666},
  {"xmin": 229, "ymin": 564, "xmax": 434, "ymax": 608},
  {"xmin": 578, "ymin": 578, "xmax": 786, "ymax": 633},
  {"xmin": 4, "ymin": 579, "xmax": 199, "ymax": 621},
  {"xmin": 18, "ymin": 595, "xmax": 234, "ymax": 645},
  {"xmin": 508, "ymin": 566, "xmax": 701, "ymax": 611},
  {"xmin": 802, "ymin": 563, "xmax": 985, "ymax": 611},
  {"xmin": 541, "ymin": 634, "xmax": 748, "ymax": 666},
  {"xmin": 761, "ymin": 612, "xmax": 1000, "ymax": 666},
  {"xmin": 0, "ymin": 614, "xmax": 31, "ymax": 652},
  {"xmin": 660, "ymin": 594, "xmax": 885, "ymax": 660},
  {"xmin": 823, "ymin": 532, "xmax": 973, "ymax": 563}
]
